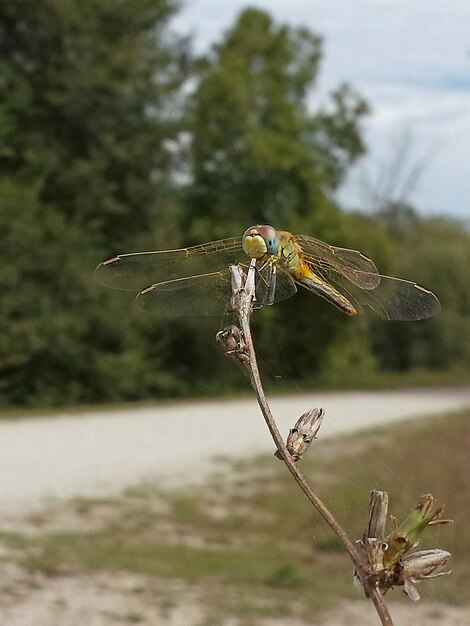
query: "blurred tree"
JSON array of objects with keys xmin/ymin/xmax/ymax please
[
  {"xmin": 377, "ymin": 201, "xmax": 421, "ymax": 241},
  {"xmin": 0, "ymin": 0, "xmax": 186, "ymax": 252},
  {"xmin": 321, "ymin": 319, "xmax": 377, "ymax": 384},
  {"xmin": 186, "ymin": 8, "xmax": 368, "ymax": 242},
  {"xmin": 370, "ymin": 211, "xmax": 470, "ymax": 372},
  {"xmin": 0, "ymin": 0, "xmax": 188, "ymax": 406}
]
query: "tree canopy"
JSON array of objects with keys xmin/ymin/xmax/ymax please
[{"xmin": 186, "ymin": 8, "xmax": 368, "ymax": 241}]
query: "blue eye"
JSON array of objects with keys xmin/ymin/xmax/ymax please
[{"xmin": 266, "ymin": 238, "xmax": 279, "ymax": 254}]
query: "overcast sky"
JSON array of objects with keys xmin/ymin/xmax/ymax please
[{"xmin": 172, "ymin": 1, "xmax": 469, "ymax": 221}]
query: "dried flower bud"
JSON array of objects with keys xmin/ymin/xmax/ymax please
[
  {"xmin": 275, "ymin": 408, "xmax": 324, "ymax": 461},
  {"xmin": 400, "ymin": 549, "xmax": 452, "ymax": 601},
  {"xmin": 216, "ymin": 325, "xmax": 249, "ymax": 365},
  {"xmin": 216, "ymin": 326, "xmax": 244, "ymax": 352}
]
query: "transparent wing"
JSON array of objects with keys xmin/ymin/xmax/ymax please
[
  {"xmin": 94, "ymin": 237, "xmax": 244, "ymax": 292},
  {"xmin": 344, "ymin": 275, "xmax": 441, "ymax": 320},
  {"xmin": 296, "ymin": 234, "xmax": 380, "ymax": 290},
  {"xmin": 305, "ymin": 263, "xmax": 441, "ymax": 320},
  {"xmin": 136, "ymin": 272, "xmax": 233, "ymax": 316},
  {"xmin": 135, "ymin": 265, "xmax": 298, "ymax": 316}
]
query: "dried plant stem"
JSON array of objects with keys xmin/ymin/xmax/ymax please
[{"xmin": 228, "ymin": 263, "xmax": 393, "ymax": 626}]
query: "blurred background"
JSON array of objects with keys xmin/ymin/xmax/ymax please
[
  {"xmin": 1, "ymin": 0, "xmax": 469, "ymax": 408},
  {"xmin": 0, "ymin": 1, "xmax": 469, "ymax": 625}
]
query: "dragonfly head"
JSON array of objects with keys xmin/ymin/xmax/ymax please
[{"xmin": 242, "ymin": 225, "xmax": 279, "ymax": 259}]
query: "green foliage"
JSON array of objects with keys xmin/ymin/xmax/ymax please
[
  {"xmin": 370, "ymin": 209, "xmax": 470, "ymax": 371},
  {"xmin": 0, "ymin": 2, "xmax": 468, "ymax": 408},
  {"xmin": 0, "ymin": 0, "xmax": 185, "ymax": 250},
  {"xmin": 0, "ymin": 0, "xmax": 188, "ymax": 406},
  {"xmin": 186, "ymin": 8, "xmax": 368, "ymax": 241},
  {"xmin": 321, "ymin": 321, "xmax": 377, "ymax": 384}
]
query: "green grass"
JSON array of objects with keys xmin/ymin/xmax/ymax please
[
  {"xmin": 312, "ymin": 366, "xmax": 470, "ymax": 391},
  {"xmin": 1, "ymin": 409, "xmax": 468, "ymax": 622}
]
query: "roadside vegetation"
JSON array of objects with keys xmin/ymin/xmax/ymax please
[
  {"xmin": 2, "ymin": 366, "xmax": 470, "ymax": 423},
  {"xmin": 0, "ymin": 410, "xmax": 467, "ymax": 623}
]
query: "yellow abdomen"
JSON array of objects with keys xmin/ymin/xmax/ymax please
[{"xmin": 276, "ymin": 234, "xmax": 356, "ymax": 316}]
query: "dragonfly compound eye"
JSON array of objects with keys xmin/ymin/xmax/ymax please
[
  {"xmin": 265, "ymin": 237, "xmax": 280, "ymax": 255},
  {"xmin": 242, "ymin": 233, "xmax": 267, "ymax": 259},
  {"xmin": 244, "ymin": 225, "xmax": 279, "ymax": 256}
]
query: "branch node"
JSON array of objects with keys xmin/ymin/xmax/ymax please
[{"xmin": 216, "ymin": 325, "xmax": 250, "ymax": 366}]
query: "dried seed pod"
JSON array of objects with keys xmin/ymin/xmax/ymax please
[
  {"xmin": 275, "ymin": 408, "xmax": 324, "ymax": 461},
  {"xmin": 400, "ymin": 549, "xmax": 452, "ymax": 601}
]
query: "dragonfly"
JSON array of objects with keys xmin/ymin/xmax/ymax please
[{"xmin": 94, "ymin": 224, "xmax": 441, "ymax": 321}]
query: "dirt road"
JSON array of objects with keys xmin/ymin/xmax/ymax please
[{"xmin": 1, "ymin": 387, "xmax": 469, "ymax": 516}]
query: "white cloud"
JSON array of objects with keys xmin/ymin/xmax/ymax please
[
  {"xmin": 173, "ymin": 1, "xmax": 470, "ymax": 220},
  {"xmin": 338, "ymin": 84, "xmax": 470, "ymax": 217}
]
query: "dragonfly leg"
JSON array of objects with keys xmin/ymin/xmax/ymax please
[{"xmin": 254, "ymin": 262, "xmax": 277, "ymax": 308}]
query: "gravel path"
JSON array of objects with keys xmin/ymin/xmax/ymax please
[{"xmin": 1, "ymin": 387, "xmax": 469, "ymax": 516}]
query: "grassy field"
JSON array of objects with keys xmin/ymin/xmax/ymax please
[{"xmin": 0, "ymin": 409, "xmax": 468, "ymax": 624}]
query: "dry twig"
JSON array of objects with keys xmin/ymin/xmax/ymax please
[
  {"xmin": 217, "ymin": 261, "xmax": 394, "ymax": 625},
  {"xmin": 217, "ymin": 262, "xmax": 452, "ymax": 624}
]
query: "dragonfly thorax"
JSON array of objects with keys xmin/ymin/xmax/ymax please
[{"xmin": 242, "ymin": 225, "xmax": 280, "ymax": 259}]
